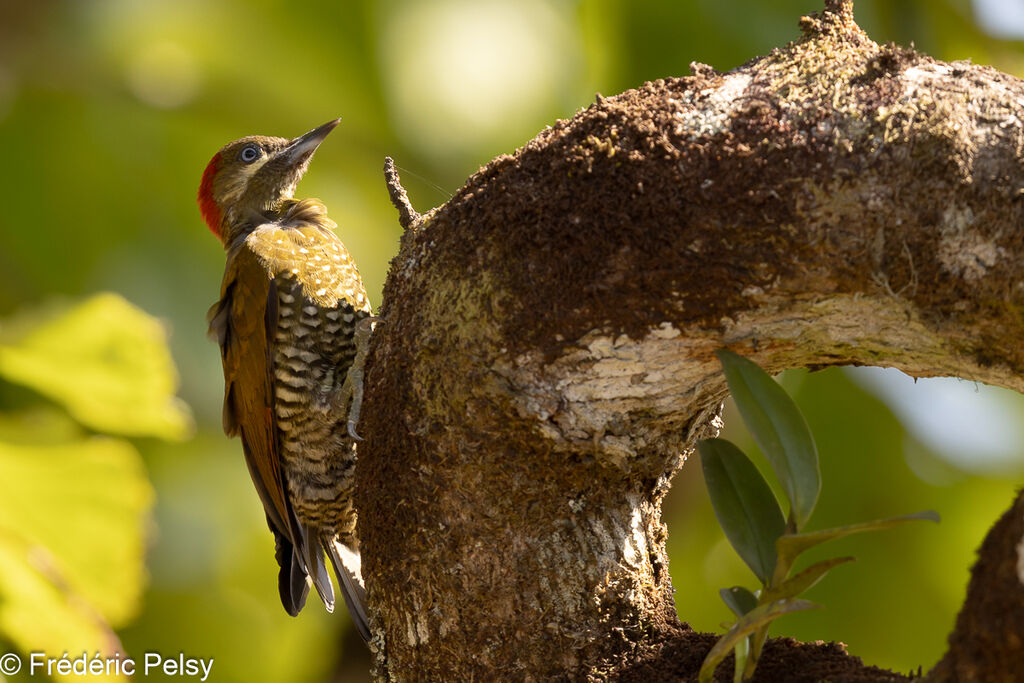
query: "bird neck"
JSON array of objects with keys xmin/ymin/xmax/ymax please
[
  {"xmin": 222, "ymin": 197, "xmax": 333, "ymax": 250},
  {"xmin": 277, "ymin": 198, "xmax": 333, "ymax": 228}
]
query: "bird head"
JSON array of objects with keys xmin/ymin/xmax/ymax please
[{"xmin": 198, "ymin": 118, "xmax": 341, "ymax": 245}]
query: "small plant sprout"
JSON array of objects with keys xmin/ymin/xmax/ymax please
[{"xmin": 697, "ymin": 350, "xmax": 939, "ymax": 683}]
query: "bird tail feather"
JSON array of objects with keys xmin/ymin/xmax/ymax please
[
  {"xmin": 326, "ymin": 539, "xmax": 371, "ymax": 643},
  {"xmin": 299, "ymin": 524, "xmax": 335, "ymax": 612}
]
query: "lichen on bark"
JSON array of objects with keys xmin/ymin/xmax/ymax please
[{"xmin": 353, "ymin": 0, "xmax": 1024, "ymax": 679}]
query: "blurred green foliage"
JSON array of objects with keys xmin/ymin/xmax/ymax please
[
  {"xmin": 0, "ymin": 294, "xmax": 184, "ymax": 682},
  {"xmin": 0, "ymin": 0, "xmax": 1022, "ymax": 681},
  {"xmin": 0, "ymin": 294, "xmax": 191, "ymax": 440}
]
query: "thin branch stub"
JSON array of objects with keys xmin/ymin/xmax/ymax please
[{"xmin": 384, "ymin": 156, "xmax": 421, "ymax": 231}]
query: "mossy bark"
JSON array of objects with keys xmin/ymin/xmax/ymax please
[{"xmin": 353, "ymin": 1, "xmax": 1024, "ymax": 679}]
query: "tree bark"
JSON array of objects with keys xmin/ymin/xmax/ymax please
[{"xmin": 354, "ymin": 0, "xmax": 1024, "ymax": 679}]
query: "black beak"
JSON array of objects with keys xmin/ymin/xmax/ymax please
[{"xmin": 281, "ymin": 118, "xmax": 341, "ymax": 165}]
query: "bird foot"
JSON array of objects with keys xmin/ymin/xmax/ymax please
[{"xmin": 335, "ymin": 316, "xmax": 380, "ymax": 440}]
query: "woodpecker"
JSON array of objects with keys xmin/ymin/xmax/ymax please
[{"xmin": 198, "ymin": 119, "xmax": 371, "ymax": 641}]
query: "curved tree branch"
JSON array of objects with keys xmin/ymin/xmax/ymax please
[{"xmin": 354, "ymin": 1, "xmax": 1024, "ymax": 678}]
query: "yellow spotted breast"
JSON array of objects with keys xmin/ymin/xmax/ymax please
[{"xmin": 245, "ymin": 198, "xmax": 370, "ymax": 311}]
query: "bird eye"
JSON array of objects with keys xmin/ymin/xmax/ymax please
[{"xmin": 240, "ymin": 144, "xmax": 261, "ymax": 163}]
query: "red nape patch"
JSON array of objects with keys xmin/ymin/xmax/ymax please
[{"xmin": 197, "ymin": 152, "xmax": 224, "ymax": 240}]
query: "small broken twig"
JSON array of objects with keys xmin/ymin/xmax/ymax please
[{"xmin": 384, "ymin": 156, "xmax": 421, "ymax": 231}]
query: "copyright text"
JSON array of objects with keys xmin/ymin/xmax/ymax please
[{"xmin": 0, "ymin": 651, "xmax": 213, "ymax": 680}]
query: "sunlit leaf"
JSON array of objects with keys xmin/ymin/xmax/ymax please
[
  {"xmin": 0, "ymin": 436, "xmax": 154, "ymax": 627},
  {"xmin": 0, "ymin": 535, "xmax": 128, "ymax": 682},
  {"xmin": 698, "ymin": 598, "xmax": 821, "ymax": 683},
  {"xmin": 717, "ymin": 349, "xmax": 821, "ymax": 529},
  {"xmin": 0, "ymin": 407, "xmax": 82, "ymax": 446},
  {"xmin": 699, "ymin": 438, "xmax": 786, "ymax": 584},
  {"xmin": 776, "ymin": 511, "xmax": 941, "ymax": 567},
  {"xmin": 761, "ymin": 556, "xmax": 854, "ymax": 603},
  {"xmin": 720, "ymin": 585, "xmax": 759, "ymax": 618},
  {"xmin": 0, "ymin": 293, "xmax": 193, "ymax": 440}
]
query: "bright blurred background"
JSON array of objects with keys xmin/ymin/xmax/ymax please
[{"xmin": 0, "ymin": 0, "xmax": 1022, "ymax": 681}]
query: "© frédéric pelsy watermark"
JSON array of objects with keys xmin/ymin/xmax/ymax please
[{"xmin": 0, "ymin": 651, "xmax": 213, "ymax": 680}]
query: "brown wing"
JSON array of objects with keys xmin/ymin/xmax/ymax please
[
  {"xmin": 209, "ymin": 244, "xmax": 292, "ymax": 531},
  {"xmin": 208, "ymin": 243, "xmax": 312, "ymax": 612}
]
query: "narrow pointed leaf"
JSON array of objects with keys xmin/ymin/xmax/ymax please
[
  {"xmin": 761, "ymin": 556, "xmax": 854, "ymax": 603},
  {"xmin": 720, "ymin": 586, "xmax": 759, "ymax": 618},
  {"xmin": 776, "ymin": 511, "xmax": 940, "ymax": 567},
  {"xmin": 699, "ymin": 438, "xmax": 786, "ymax": 584},
  {"xmin": 716, "ymin": 349, "xmax": 820, "ymax": 529},
  {"xmin": 698, "ymin": 599, "xmax": 821, "ymax": 683}
]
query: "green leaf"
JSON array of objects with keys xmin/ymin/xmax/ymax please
[
  {"xmin": 0, "ymin": 407, "xmax": 83, "ymax": 446},
  {"xmin": 716, "ymin": 349, "xmax": 821, "ymax": 530},
  {"xmin": 761, "ymin": 556, "xmax": 854, "ymax": 603},
  {"xmin": 0, "ymin": 436, "xmax": 154, "ymax": 628},
  {"xmin": 0, "ymin": 536, "xmax": 129, "ymax": 681},
  {"xmin": 698, "ymin": 598, "xmax": 821, "ymax": 683},
  {"xmin": 699, "ymin": 438, "xmax": 786, "ymax": 584},
  {"xmin": 720, "ymin": 586, "xmax": 759, "ymax": 618},
  {"xmin": 776, "ymin": 511, "xmax": 941, "ymax": 567},
  {"xmin": 0, "ymin": 293, "xmax": 193, "ymax": 440}
]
